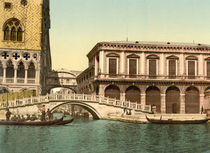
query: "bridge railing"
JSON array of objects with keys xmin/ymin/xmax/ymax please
[{"xmin": 0, "ymin": 93, "xmax": 151, "ymax": 113}]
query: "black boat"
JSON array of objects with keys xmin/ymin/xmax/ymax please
[
  {"xmin": 55, "ymin": 118, "xmax": 74, "ymax": 125},
  {"xmin": 146, "ymin": 115, "xmax": 209, "ymax": 124},
  {"xmin": 0, "ymin": 117, "xmax": 63, "ymax": 126}
]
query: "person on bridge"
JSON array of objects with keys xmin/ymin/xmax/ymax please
[{"xmin": 6, "ymin": 109, "xmax": 12, "ymax": 121}]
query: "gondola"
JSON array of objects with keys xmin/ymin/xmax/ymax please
[
  {"xmin": 55, "ymin": 118, "xmax": 74, "ymax": 125},
  {"xmin": 0, "ymin": 117, "xmax": 64, "ymax": 126},
  {"xmin": 146, "ymin": 115, "xmax": 209, "ymax": 124}
]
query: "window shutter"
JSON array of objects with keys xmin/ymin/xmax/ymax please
[
  {"xmin": 207, "ymin": 62, "xmax": 210, "ymax": 78},
  {"xmin": 169, "ymin": 60, "xmax": 176, "ymax": 76},
  {"xmin": 129, "ymin": 59, "xmax": 137, "ymax": 75},
  {"xmin": 188, "ymin": 61, "xmax": 195, "ymax": 78},
  {"xmin": 109, "ymin": 58, "xmax": 117, "ymax": 75},
  {"xmin": 149, "ymin": 59, "xmax": 156, "ymax": 77}
]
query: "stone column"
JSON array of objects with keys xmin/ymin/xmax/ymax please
[
  {"xmin": 25, "ymin": 68, "xmax": 28, "ymax": 84},
  {"xmin": 14, "ymin": 66, "xmax": 17, "ymax": 84},
  {"xmin": 160, "ymin": 94, "xmax": 166, "ymax": 113},
  {"xmin": 99, "ymin": 50, "xmax": 105, "ymax": 76},
  {"xmin": 180, "ymin": 93, "xmax": 185, "ymax": 114},
  {"xmin": 141, "ymin": 93, "xmax": 146, "ymax": 105},
  {"xmin": 35, "ymin": 69, "xmax": 39, "ymax": 84},
  {"xmin": 3, "ymin": 66, "xmax": 6, "ymax": 83},
  {"xmin": 200, "ymin": 94, "xmax": 205, "ymax": 113},
  {"xmin": 120, "ymin": 92, "xmax": 125, "ymax": 101},
  {"xmin": 120, "ymin": 52, "xmax": 125, "ymax": 77}
]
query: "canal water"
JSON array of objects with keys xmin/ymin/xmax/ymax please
[{"xmin": 0, "ymin": 118, "xmax": 210, "ymax": 153}]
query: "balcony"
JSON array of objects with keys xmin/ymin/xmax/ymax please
[{"xmin": 96, "ymin": 73, "xmax": 209, "ymax": 81}]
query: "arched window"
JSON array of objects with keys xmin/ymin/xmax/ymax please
[
  {"xmin": 105, "ymin": 85, "xmax": 120, "ymax": 100},
  {"xmin": 3, "ymin": 18, "xmax": 23, "ymax": 42},
  {"xmin": 28, "ymin": 62, "xmax": 35, "ymax": 78},
  {"xmin": 3, "ymin": 26, "xmax": 9, "ymax": 40},
  {"xmin": 10, "ymin": 27, "xmax": 17, "ymax": 41},
  {"xmin": 0, "ymin": 61, "xmax": 3, "ymax": 77},
  {"xmin": 17, "ymin": 27, "xmax": 23, "ymax": 41},
  {"xmin": 6, "ymin": 60, "xmax": 14, "ymax": 78},
  {"xmin": 17, "ymin": 61, "xmax": 25, "ymax": 78}
]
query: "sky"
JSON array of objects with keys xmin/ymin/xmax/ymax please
[{"xmin": 50, "ymin": 0, "xmax": 210, "ymax": 71}]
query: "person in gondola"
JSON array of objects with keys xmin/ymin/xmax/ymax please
[
  {"xmin": 41, "ymin": 105, "xmax": 46, "ymax": 121},
  {"xmin": 5, "ymin": 109, "xmax": 12, "ymax": 121},
  {"xmin": 47, "ymin": 109, "xmax": 52, "ymax": 120}
]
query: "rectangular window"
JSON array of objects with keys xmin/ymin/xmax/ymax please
[
  {"xmin": 169, "ymin": 60, "xmax": 176, "ymax": 78},
  {"xmin": 129, "ymin": 59, "xmax": 137, "ymax": 75},
  {"xmin": 109, "ymin": 58, "xmax": 117, "ymax": 75},
  {"xmin": 207, "ymin": 62, "xmax": 210, "ymax": 78},
  {"xmin": 149, "ymin": 59, "xmax": 156, "ymax": 77},
  {"xmin": 188, "ymin": 61, "xmax": 195, "ymax": 79}
]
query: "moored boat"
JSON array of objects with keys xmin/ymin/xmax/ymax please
[
  {"xmin": 55, "ymin": 118, "xmax": 74, "ymax": 125},
  {"xmin": 0, "ymin": 117, "xmax": 64, "ymax": 126},
  {"xmin": 146, "ymin": 115, "xmax": 209, "ymax": 124}
]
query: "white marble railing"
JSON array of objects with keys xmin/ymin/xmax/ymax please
[{"xmin": 0, "ymin": 93, "xmax": 152, "ymax": 113}]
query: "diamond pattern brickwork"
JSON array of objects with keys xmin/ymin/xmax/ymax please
[{"xmin": 0, "ymin": 0, "xmax": 43, "ymax": 51}]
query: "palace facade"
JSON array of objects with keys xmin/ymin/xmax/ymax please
[
  {"xmin": 77, "ymin": 41, "xmax": 210, "ymax": 114},
  {"xmin": 0, "ymin": 0, "xmax": 51, "ymax": 94}
]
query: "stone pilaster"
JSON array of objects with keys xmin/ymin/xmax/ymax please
[
  {"xmin": 180, "ymin": 93, "xmax": 185, "ymax": 114},
  {"xmin": 140, "ymin": 52, "xmax": 145, "ymax": 76},
  {"xmin": 141, "ymin": 93, "xmax": 146, "ymax": 105},
  {"xmin": 99, "ymin": 50, "xmax": 105, "ymax": 76},
  {"xmin": 120, "ymin": 52, "xmax": 125, "ymax": 76},
  {"xmin": 161, "ymin": 94, "xmax": 166, "ymax": 113},
  {"xmin": 14, "ymin": 67, "xmax": 17, "ymax": 84},
  {"xmin": 200, "ymin": 94, "xmax": 205, "ymax": 113}
]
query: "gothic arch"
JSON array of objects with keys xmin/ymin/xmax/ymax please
[
  {"xmin": 0, "ymin": 60, "xmax": 3, "ymax": 77},
  {"xmin": 28, "ymin": 62, "xmax": 35, "ymax": 78},
  {"xmin": 6, "ymin": 60, "xmax": 14, "ymax": 78},
  {"xmin": 17, "ymin": 61, "xmax": 25, "ymax": 78},
  {"xmin": 105, "ymin": 85, "xmax": 120, "ymax": 100}
]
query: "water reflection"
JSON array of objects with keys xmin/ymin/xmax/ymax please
[{"xmin": 0, "ymin": 119, "xmax": 209, "ymax": 153}]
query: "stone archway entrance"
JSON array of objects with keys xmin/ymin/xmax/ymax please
[
  {"xmin": 166, "ymin": 86, "xmax": 180, "ymax": 113},
  {"xmin": 125, "ymin": 86, "xmax": 140, "ymax": 103},
  {"xmin": 146, "ymin": 86, "xmax": 161, "ymax": 113},
  {"xmin": 185, "ymin": 86, "xmax": 200, "ymax": 114},
  {"xmin": 105, "ymin": 85, "xmax": 120, "ymax": 100}
]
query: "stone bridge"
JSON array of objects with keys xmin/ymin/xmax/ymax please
[{"xmin": 0, "ymin": 94, "xmax": 151, "ymax": 119}]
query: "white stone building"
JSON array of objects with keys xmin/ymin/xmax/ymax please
[{"xmin": 77, "ymin": 41, "xmax": 210, "ymax": 114}]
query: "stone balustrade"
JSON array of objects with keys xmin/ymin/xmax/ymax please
[{"xmin": 0, "ymin": 93, "xmax": 152, "ymax": 113}]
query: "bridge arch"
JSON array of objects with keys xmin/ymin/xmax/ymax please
[{"xmin": 49, "ymin": 101, "xmax": 102, "ymax": 119}]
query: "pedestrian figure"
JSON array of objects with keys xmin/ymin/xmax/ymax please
[
  {"xmin": 41, "ymin": 105, "xmax": 46, "ymax": 121},
  {"xmin": 6, "ymin": 109, "xmax": 12, "ymax": 121},
  {"xmin": 47, "ymin": 109, "xmax": 52, "ymax": 120}
]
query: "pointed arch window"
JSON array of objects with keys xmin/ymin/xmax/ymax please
[
  {"xmin": 3, "ymin": 18, "xmax": 23, "ymax": 42},
  {"xmin": 0, "ymin": 61, "xmax": 3, "ymax": 77},
  {"xmin": 28, "ymin": 62, "xmax": 35, "ymax": 78},
  {"xmin": 17, "ymin": 62, "xmax": 25, "ymax": 78},
  {"xmin": 11, "ymin": 27, "xmax": 17, "ymax": 41},
  {"xmin": 4, "ymin": 26, "xmax": 10, "ymax": 40},
  {"xmin": 6, "ymin": 60, "xmax": 14, "ymax": 78},
  {"xmin": 17, "ymin": 27, "xmax": 23, "ymax": 41}
]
